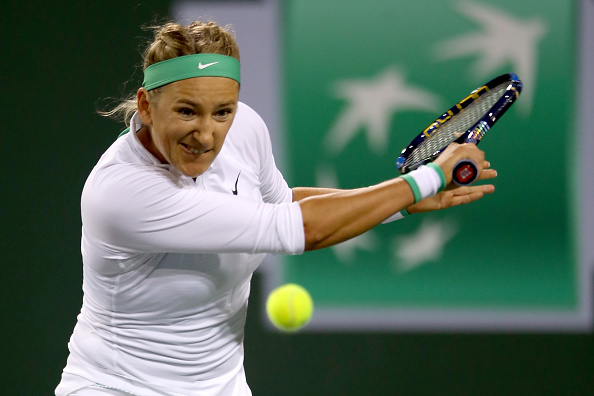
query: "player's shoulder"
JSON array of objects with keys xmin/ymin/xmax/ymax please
[
  {"xmin": 87, "ymin": 133, "xmax": 176, "ymax": 197},
  {"xmin": 233, "ymin": 102, "xmax": 267, "ymax": 133},
  {"xmin": 219, "ymin": 102, "xmax": 271, "ymax": 169},
  {"xmin": 236, "ymin": 101, "xmax": 262, "ymax": 120}
]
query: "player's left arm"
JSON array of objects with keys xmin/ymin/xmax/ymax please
[
  {"xmin": 292, "ymin": 187, "xmax": 343, "ymax": 202},
  {"xmin": 292, "ymin": 161, "xmax": 496, "ymax": 212}
]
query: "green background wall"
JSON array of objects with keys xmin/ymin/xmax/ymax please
[
  {"xmin": 2, "ymin": 1, "xmax": 592, "ymax": 395},
  {"xmin": 280, "ymin": 0, "xmax": 580, "ymax": 327}
]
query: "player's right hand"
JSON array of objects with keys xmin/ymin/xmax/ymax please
[{"xmin": 433, "ymin": 143, "xmax": 486, "ymax": 185}]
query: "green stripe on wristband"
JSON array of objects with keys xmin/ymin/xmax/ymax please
[
  {"xmin": 427, "ymin": 163, "xmax": 446, "ymax": 191},
  {"xmin": 401, "ymin": 174, "xmax": 422, "ymax": 203}
]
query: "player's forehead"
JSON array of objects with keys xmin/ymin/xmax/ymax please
[{"xmin": 160, "ymin": 77, "xmax": 239, "ymax": 106}]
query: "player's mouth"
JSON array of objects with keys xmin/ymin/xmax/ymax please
[{"xmin": 180, "ymin": 143, "xmax": 211, "ymax": 156}]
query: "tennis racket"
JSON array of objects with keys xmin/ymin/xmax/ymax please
[{"xmin": 396, "ymin": 73, "xmax": 522, "ymax": 185}]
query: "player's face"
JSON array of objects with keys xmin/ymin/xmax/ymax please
[{"xmin": 138, "ymin": 77, "xmax": 239, "ymax": 178}]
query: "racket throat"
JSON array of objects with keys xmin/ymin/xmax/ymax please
[{"xmin": 465, "ymin": 120, "xmax": 491, "ymax": 144}]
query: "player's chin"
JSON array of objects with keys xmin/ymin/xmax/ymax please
[
  {"xmin": 181, "ymin": 164, "xmax": 210, "ymax": 178},
  {"xmin": 175, "ymin": 151, "xmax": 217, "ymax": 178},
  {"xmin": 175, "ymin": 158, "xmax": 212, "ymax": 178}
]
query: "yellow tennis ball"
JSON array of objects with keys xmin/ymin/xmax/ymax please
[{"xmin": 266, "ymin": 283, "xmax": 314, "ymax": 332}]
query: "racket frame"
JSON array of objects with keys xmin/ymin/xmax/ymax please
[{"xmin": 396, "ymin": 73, "xmax": 522, "ymax": 174}]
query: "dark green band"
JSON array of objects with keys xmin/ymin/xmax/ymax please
[
  {"xmin": 143, "ymin": 53, "xmax": 240, "ymax": 91},
  {"xmin": 401, "ymin": 174, "xmax": 422, "ymax": 203}
]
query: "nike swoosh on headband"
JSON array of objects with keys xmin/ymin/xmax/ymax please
[{"xmin": 198, "ymin": 62, "xmax": 219, "ymax": 69}]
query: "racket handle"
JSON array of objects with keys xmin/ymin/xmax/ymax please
[{"xmin": 452, "ymin": 160, "xmax": 479, "ymax": 185}]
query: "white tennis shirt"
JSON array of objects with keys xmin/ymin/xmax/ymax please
[{"xmin": 56, "ymin": 103, "xmax": 305, "ymax": 396}]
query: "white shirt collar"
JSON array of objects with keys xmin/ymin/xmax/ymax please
[{"xmin": 127, "ymin": 112, "xmax": 162, "ymax": 166}]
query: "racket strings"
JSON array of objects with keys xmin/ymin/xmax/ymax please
[{"xmin": 404, "ymin": 83, "xmax": 508, "ymax": 169}]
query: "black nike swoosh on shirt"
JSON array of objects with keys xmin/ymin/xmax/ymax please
[{"xmin": 232, "ymin": 172, "xmax": 241, "ymax": 195}]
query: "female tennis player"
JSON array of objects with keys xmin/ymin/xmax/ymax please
[{"xmin": 55, "ymin": 21, "xmax": 496, "ymax": 396}]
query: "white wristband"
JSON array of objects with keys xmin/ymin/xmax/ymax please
[{"xmin": 400, "ymin": 163, "xmax": 446, "ymax": 203}]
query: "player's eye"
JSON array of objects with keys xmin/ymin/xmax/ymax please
[
  {"xmin": 214, "ymin": 108, "xmax": 234, "ymax": 121},
  {"xmin": 177, "ymin": 107, "xmax": 194, "ymax": 117}
]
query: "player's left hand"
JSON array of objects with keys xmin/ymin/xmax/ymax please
[{"xmin": 406, "ymin": 161, "xmax": 497, "ymax": 213}]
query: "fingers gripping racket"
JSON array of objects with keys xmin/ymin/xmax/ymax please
[{"xmin": 396, "ymin": 73, "xmax": 522, "ymax": 185}]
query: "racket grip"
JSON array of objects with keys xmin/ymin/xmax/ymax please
[{"xmin": 452, "ymin": 159, "xmax": 479, "ymax": 185}]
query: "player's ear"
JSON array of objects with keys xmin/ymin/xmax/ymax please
[{"xmin": 137, "ymin": 88, "xmax": 153, "ymax": 126}]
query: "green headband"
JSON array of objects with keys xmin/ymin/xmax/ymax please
[{"xmin": 142, "ymin": 53, "xmax": 240, "ymax": 90}]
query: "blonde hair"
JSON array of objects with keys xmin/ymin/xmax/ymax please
[{"xmin": 101, "ymin": 21, "xmax": 240, "ymax": 126}]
